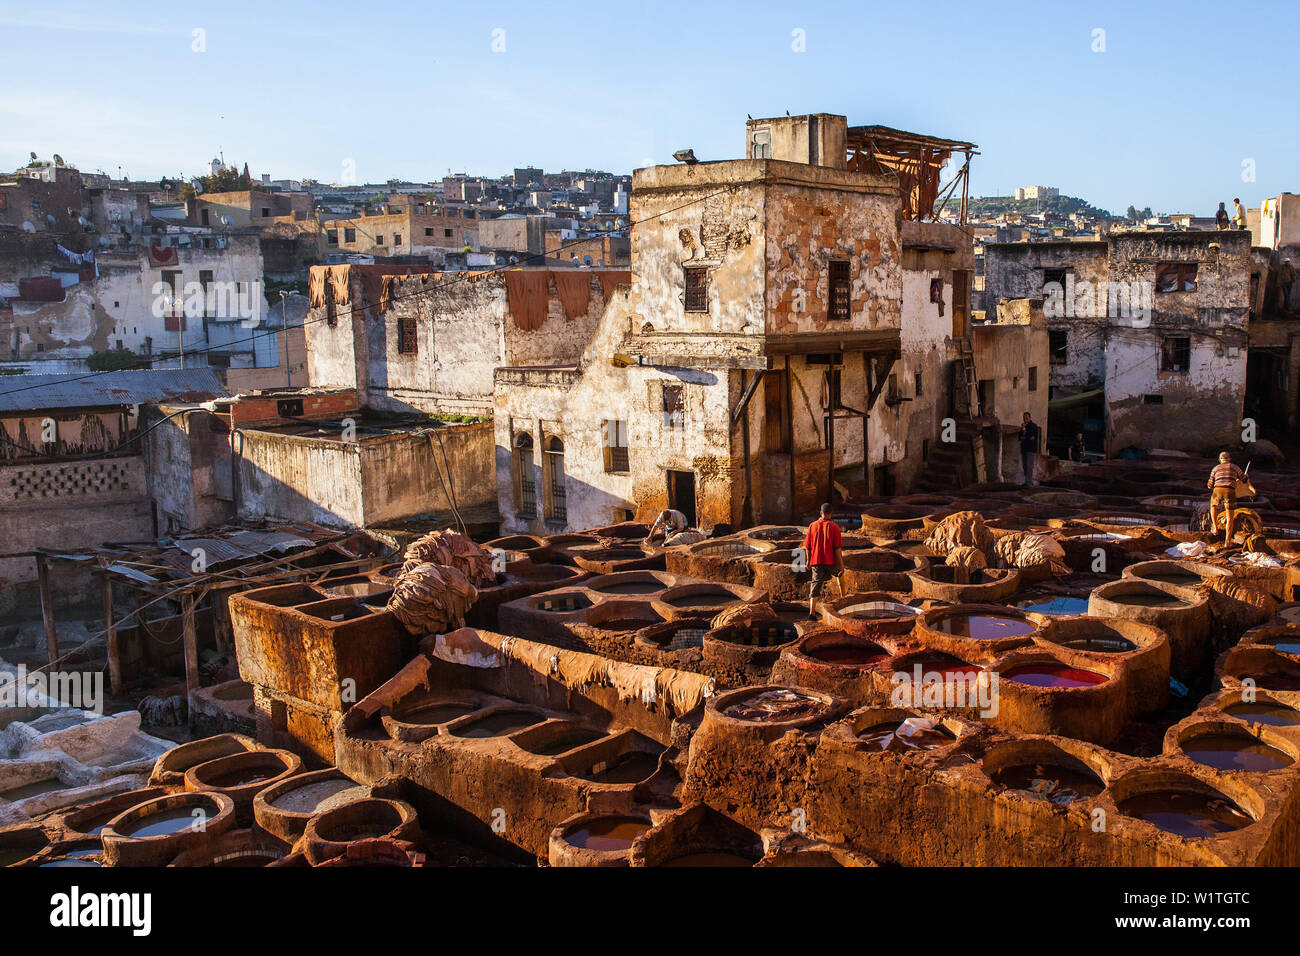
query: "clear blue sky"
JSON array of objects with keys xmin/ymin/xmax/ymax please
[{"xmin": 2, "ymin": 0, "xmax": 1295, "ymax": 216}]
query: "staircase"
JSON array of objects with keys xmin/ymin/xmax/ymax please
[{"xmin": 913, "ymin": 418, "xmax": 984, "ymax": 492}]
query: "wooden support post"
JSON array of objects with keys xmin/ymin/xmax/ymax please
[
  {"xmin": 785, "ymin": 356, "xmax": 795, "ymax": 521},
  {"xmin": 181, "ymin": 590, "xmax": 200, "ymax": 723},
  {"xmin": 862, "ymin": 351, "xmax": 872, "ymax": 496},
  {"xmin": 36, "ymin": 554, "xmax": 59, "ymax": 666},
  {"xmin": 740, "ymin": 370, "xmax": 753, "ymax": 528},
  {"xmin": 101, "ymin": 574, "xmax": 122, "ymax": 697}
]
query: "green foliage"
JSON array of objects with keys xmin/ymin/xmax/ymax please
[
  {"xmin": 198, "ymin": 163, "xmax": 254, "ymax": 194},
  {"xmin": 87, "ymin": 348, "xmax": 140, "ymax": 372},
  {"xmin": 961, "ymin": 194, "xmax": 1116, "ymax": 221}
]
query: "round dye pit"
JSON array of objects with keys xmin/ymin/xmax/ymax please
[
  {"xmin": 857, "ymin": 718, "xmax": 955, "ymax": 753},
  {"xmin": 901, "ymin": 654, "xmax": 983, "ymax": 682},
  {"xmin": 637, "ymin": 619, "xmax": 710, "ymax": 652},
  {"xmin": 990, "ymin": 763, "xmax": 1104, "ymax": 805},
  {"xmin": 451, "ymin": 709, "xmax": 546, "ymax": 738},
  {"xmin": 667, "ymin": 589, "xmax": 744, "ymax": 609},
  {"xmin": 534, "ymin": 594, "xmax": 593, "ymax": 613},
  {"xmin": 270, "ymin": 779, "xmax": 366, "ymax": 815},
  {"xmin": 1108, "ymin": 585, "xmax": 1189, "ymax": 609},
  {"xmin": 1140, "ymin": 569, "xmax": 1204, "ymax": 586},
  {"xmin": 1116, "ymin": 790, "xmax": 1253, "ymax": 837},
  {"xmin": 722, "ymin": 688, "xmax": 828, "ymax": 722},
  {"xmin": 1258, "ymin": 635, "xmax": 1300, "ymax": 656},
  {"xmin": 1222, "ymin": 702, "xmax": 1300, "ymax": 727},
  {"xmin": 122, "ymin": 807, "xmax": 207, "ymax": 838},
  {"xmin": 565, "ymin": 817, "xmax": 651, "ymax": 852},
  {"xmin": 806, "ymin": 642, "xmax": 889, "ymax": 667},
  {"xmin": 1014, "ymin": 596, "xmax": 1091, "ymax": 616},
  {"xmin": 1048, "ymin": 628, "xmax": 1138, "ymax": 654},
  {"xmin": 714, "ymin": 621, "xmax": 799, "ymax": 648},
  {"xmin": 1002, "ymin": 662, "xmax": 1108, "ymax": 689},
  {"xmin": 933, "ymin": 612, "xmax": 1036, "ymax": 640},
  {"xmin": 1179, "ymin": 733, "xmax": 1294, "ymax": 772}
]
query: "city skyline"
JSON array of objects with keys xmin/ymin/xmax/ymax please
[{"xmin": 2, "ymin": 0, "xmax": 1296, "ymax": 217}]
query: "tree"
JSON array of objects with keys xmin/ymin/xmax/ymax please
[
  {"xmin": 87, "ymin": 348, "xmax": 140, "ymax": 372},
  {"xmin": 1126, "ymin": 205, "xmax": 1138, "ymax": 221}
]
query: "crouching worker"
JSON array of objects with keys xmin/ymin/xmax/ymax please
[
  {"xmin": 804, "ymin": 503, "xmax": 843, "ymax": 619},
  {"xmin": 643, "ymin": 508, "xmax": 689, "ymax": 545}
]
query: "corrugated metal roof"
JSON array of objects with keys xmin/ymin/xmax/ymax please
[{"xmin": 0, "ymin": 369, "xmax": 228, "ymax": 413}]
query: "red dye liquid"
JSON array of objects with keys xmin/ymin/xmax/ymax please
[
  {"xmin": 934, "ymin": 613, "xmax": 1036, "ymax": 640},
  {"xmin": 1223, "ymin": 703, "xmax": 1300, "ymax": 727},
  {"xmin": 1003, "ymin": 663, "xmax": 1108, "ymax": 688}
]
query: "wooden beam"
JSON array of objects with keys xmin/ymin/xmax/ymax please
[
  {"xmin": 729, "ymin": 368, "xmax": 765, "ymax": 430},
  {"xmin": 36, "ymin": 554, "xmax": 59, "ymax": 666},
  {"xmin": 101, "ymin": 574, "xmax": 122, "ymax": 697},
  {"xmin": 181, "ymin": 590, "xmax": 200, "ymax": 724}
]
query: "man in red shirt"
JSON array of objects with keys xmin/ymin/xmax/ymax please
[{"xmin": 804, "ymin": 503, "xmax": 843, "ymax": 618}]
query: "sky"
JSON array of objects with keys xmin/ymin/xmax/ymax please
[{"xmin": 1, "ymin": 0, "xmax": 1296, "ymax": 216}]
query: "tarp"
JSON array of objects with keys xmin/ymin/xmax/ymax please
[{"xmin": 1048, "ymin": 388, "xmax": 1104, "ymax": 411}]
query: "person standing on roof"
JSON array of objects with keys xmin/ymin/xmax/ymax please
[
  {"xmin": 1215, "ymin": 202, "xmax": 1230, "ymax": 230},
  {"xmin": 803, "ymin": 503, "xmax": 843, "ymax": 619},
  {"xmin": 1019, "ymin": 411, "xmax": 1041, "ymax": 487},
  {"xmin": 1233, "ymin": 198, "xmax": 1248, "ymax": 230},
  {"xmin": 1207, "ymin": 451, "xmax": 1246, "ymax": 547}
]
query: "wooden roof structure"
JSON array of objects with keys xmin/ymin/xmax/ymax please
[{"xmin": 845, "ymin": 125, "xmax": 979, "ymax": 224}]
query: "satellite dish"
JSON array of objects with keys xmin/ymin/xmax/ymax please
[
  {"xmin": 97, "ymin": 236, "xmax": 110, "ymax": 247},
  {"xmin": 21, "ymin": 221, "xmax": 36, "ymax": 233},
  {"xmin": 583, "ymin": 255, "xmax": 594, "ymax": 266},
  {"xmin": 29, "ymin": 152, "xmax": 36, "ymax": 162},
  {"xmin": 190, "ymin": 178, "xmax": 204, "ymax": 194},
  {"xmin": 78, "ymin": 216, "xmax": 90, "ymax": 227},
  {"xmin": 219, "ymin": 215, "xmax": 232, "ymax": 227},
  {"xmin": 53, "ymin": 154, "xmax": 64, "ymax": 166},
  {"xmin": 46, "ymin": 214, "xmax": 56, "ymax": 224}
]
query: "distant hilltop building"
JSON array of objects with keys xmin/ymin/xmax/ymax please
[{"xmin": 1014, "ymin": 185, "xmax": 1059, "ymax": 200}]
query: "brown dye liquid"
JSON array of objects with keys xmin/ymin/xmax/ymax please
[
  {"xmin": 72, "ymin": 813, "xmax": 117, "ymax": 836},
  {"xmin": 1142, "ymin": 570, "xmax": 1201, "ymax": 585},
  {"xmin": 857, "ymin": 722, "xmax": 954, "ymax": 753},
  {"xmin": 581, "ymin": 751, "xmax": 660, "ymax": 784},
  {"xmin": 1116, "ymin": 592, "xmax": 1188, "ymax": 608},
  {"xmin": 1003, "ymin": 663, "xmax": 1108, "ymax": 688},
  {"xmin": 123, "ymin": 807, "xmax": 207, "ymax": 838},
  {"xmin": 526, "ymin": 729, "xmax": 606, "ymax": 756},
  {"xmin": 1181, "ymin": 734, "xmax": 1293, "ymax": 772},
  {"xmin": 991, "ymin": 763, "xmax": 1104, "ymax": 805},
  {"xmin": 566, "ymin": 817, "xmax": 650, "ymax": 851},
  {"xmin": 1251, "ymin": 673, "xmax": 1300, "ymax": 691},
  {"xmin": 1054, "ymin": 633, "xmax": 1137, "ymax": 654},
  {"xmin": 1117, "ymin": 791, "xmax": 1253, "ymax": 837},
  {"xmin": 596, "ymin": 582, "xmax": 664, "ymax": 595},
  {"xmin": 934, "ymin": 614, "xmax": 1036, "ymax": 640},
  {"xmin": 663, "ymin": 851, "xmax": 755, "ymax": 867},
  {"xmin": 1223, "ymin": 703, "xmax": 1300, "ymax": 727},
  {"xmin": 453, "ymin": 711, "xmax": 544, "ymax": 738},
  {"xmin": 203, "ymin": 766, "xmax": 277, "ymax": 788},
  {"xmin": 807, "ymin": 644, "xmax": 888, "ymax": 666},
  {"xmin": 399, "ymin": 703, "xmax": 477, "ymax": 725},
  {"xmin": 0, "ymin": 779, "xmax": 66, "ymax": 801},
  {"xmin": 669, "ymin": 594, "xmax": 734, "ymax": 608},
  {"xmin": 723, "ymin": 688, "xmax": 826, "ymax": 722}
]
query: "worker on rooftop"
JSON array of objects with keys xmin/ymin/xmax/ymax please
[{"xmin": 1215, "ymin": 202, "xmax": 1230, "ymax": 230}]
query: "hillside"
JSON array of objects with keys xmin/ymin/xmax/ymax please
[{"xmin": 958, "ymin": 194, "xmax": 1117, "ymax": 221}]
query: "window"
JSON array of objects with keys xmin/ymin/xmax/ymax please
[
  {"xmin": 952, "ymin": 269, "xmax": 970, "ymax": 337},
  {"xmin": 1049, "ymin": 329, "xmax": 1068, "ymax": 365},
  {"xmin": 603, "ymin": 419, "xmax": 629, "ymax": 473},
  {"xmin": 444, "ymin": 228, "xmax": 453, "ymax": 238},
  {"xmin": 277, "ymin": 398, "xmax": 304, "ymax": 417},
  {"xmin": 1155, "ymin": 263, "xmax": 1197, "ymax": 293},
  {"xmin": 1160, "ymin": 336, "xmax": 1190, "ymax": 373},
  {"xmin": 683, "ymin": 267, "xmax": 709, "ymax": 312},
  {"xmin": 197, "ymin": 270, "xmax": 214, "ymax": 316},
  {"xmin": 1143, "ymin": 393, "xmax": 1164, "ymax": 405},
  {"xmin": 1043, "ymin": 267, "xmax": 1068, "ymax": 288},
  {"xmin": 326, "ymin": 229, "xmax": 338, "ymax": 245},
  {"xmin": 425, "ymin": 227, "xmax": 434, "ymax": 236},
  {"xmin": 375, "ymin": 234, "xmax": 385, "ymax": 245},
  {"xmin": 200, "ymin": 208, "xmax": 209, "ymax": 226},
  {"xmin": 261, "ymin": 207, "xmax": 271, "ymax": 217},
  {"xmin": 829, "ymin": 260, "xmax": 851, "ymax": 320},
  {"xmin": 663, "ymin": 384, "xmax": 685, "ymax": 429},
  {"xmin": 514, "ymin": 433, "xmax": 536, "ymax": 517},
  {"xmin": 1028, "ymin": 366, "xmax": 1038, "ymax": 391},
  {"xmin": 543, "ymin": 437, "xmax": 567, "ymax": 522},
  {"xmin": 344, "ymin": 227, "xmax": 356, "ymax": 243},
  {"xmin": 393, "ymin": 234, "xmax": 402, "ymax": 246},
  {"xmin": 325, "ymin": 280, "xmax": 337, "ymax": 327},
  {"xmin": 398, "ymin": 315, "xmax": 418, "ymax": 354},
  {"xmin": 750, "ymin": 128, "xmax": 771, "ymax": 159},
  {"xmin": 914, "ymin": 370, "xmax": 923, "ymax": 398}
]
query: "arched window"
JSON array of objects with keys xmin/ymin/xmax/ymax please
[
  {"xmin": 514, "ymin": 433, "xmax": 535, "ymax": 517},
  {"xmin": 543, "ymin": 436, "xmax": 566, "ymax": 522}
]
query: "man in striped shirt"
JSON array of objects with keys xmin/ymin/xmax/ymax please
[{"xmin": 1207, "ymin": 452, "xmax": 1245, "ymax": 546}]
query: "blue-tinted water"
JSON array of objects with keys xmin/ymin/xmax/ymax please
[{"xmin": 1015, "ymin": 596, "xmax": 1090, "ymax": 616}]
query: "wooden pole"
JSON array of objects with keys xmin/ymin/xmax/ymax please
[
  {"xmin": 181, "ymin": 590, "xmax": 200, "ymax": 723},
  {"xmin": 740, "ymin": 369, "xmax": 753, "ymax": 528},
  {"xmin": 36, "ymin": 554, "xmax": 59, "ymax": 666},
  {"xmin": 785, "ymin": 356, "xmax": 795, "ymax": 522},
  {"xmin": 101, "ymin": 574, "xmax": 122, "ymax": 697},
  {"xmin": 862, "ymin": 351, "xmax": 872, "ymax": 496}
]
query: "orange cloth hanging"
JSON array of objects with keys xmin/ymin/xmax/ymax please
[
  {"xmin": 552, "ymin": 271, "xmax": 593, "ymax": 321},
  {"xmin": 504, "ymin": 271, "xmax": 550, "ymax": 331}
]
